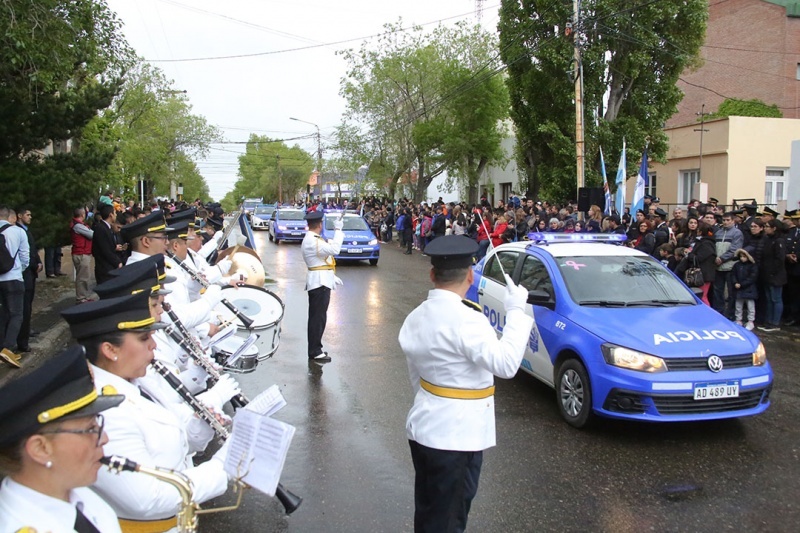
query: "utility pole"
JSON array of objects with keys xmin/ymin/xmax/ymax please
[
  {"xmin": 694, "ymin": 104, "xmax": 710, "ymax": 182},
  {"xmin": 290, "ymin": 117, "xmax": 322, "ymax": 201},
  {"xmin": 572, "ymin": 0, "xmax": 585, "ymax": 209}
]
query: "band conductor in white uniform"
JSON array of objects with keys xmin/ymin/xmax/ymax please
[
  {"xmin": 398, "ymin": 235, "xmax": 533, "ymax": 533},
  {"xmin": 301, "ymin": 210, "xmax": 344, "ymax": 362}
]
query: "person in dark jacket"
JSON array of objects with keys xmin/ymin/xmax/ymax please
[
  {"xmin": 630, "ymin": 220, "xmax": 656, "ymax": 255},
  {"xmin": 758, "ymin": 219, "xmax": 787, "ymax": 332},
  {"xmin": 676, "ymin": 221, "xmax": 716, "ymax": 305},
  {"xmin": 91, "ymin": 203, "xmax": 123, "ymax": 284},
  {"xmin": 731, "ymin": 248, "xmax": 758, "ymax": 330}
]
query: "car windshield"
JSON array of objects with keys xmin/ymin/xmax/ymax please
[
  {"xmin": 325, "ymin": 215, "xmax": 370, "ymax": 231},
  {"xmin": 556, "ymin": 255, "xmax": 696, "ymax": 307},
  {"xmin": 255, "ymin": 207, "xmax": 274, "ymax": 215},
  {"xmin": 278, "ymin": 210, "xmax": 305, "ymax": 221}
]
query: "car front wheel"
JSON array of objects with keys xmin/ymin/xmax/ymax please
[{"xmin": 556, "ymin": 358, "xmax": 594, "ymax": 428}]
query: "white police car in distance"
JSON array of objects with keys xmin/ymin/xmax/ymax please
[
  {"xmin": 465, "ymin": 233, "xmax": 773, "ymax": 428},
  {"xmin": 321, "ymin": 211, "xmax": 380, "ymax": 266}
]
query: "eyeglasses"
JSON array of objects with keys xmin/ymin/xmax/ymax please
[
  {"xmin": 39, "ymin": 414, "xmax": 105, "ymax": 447},
  {"xmin": 146, "ymin": 234, "xmax": 169, "ymax": 241}
]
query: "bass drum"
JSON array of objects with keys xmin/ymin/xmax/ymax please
[
  {"xmin": 212, "ymin": 334, "xmax": 260, "ymax": 374},
  {"xmin": 214, "ymin": 285, "xmax": 285, "ymax": 360}
]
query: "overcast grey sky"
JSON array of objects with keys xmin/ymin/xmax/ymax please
[{"xmin": 105, "ymin": 0, "xmax": 501, "ymax": 201}]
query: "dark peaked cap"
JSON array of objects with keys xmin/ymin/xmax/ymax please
[
  {"xmin": 94, "ymin": 259, "xmax": 170, "ymax": 299},
  {"xmin": 0, "ymin": 345, "xmax": 124, "ymax": 447},
  {"xmin": 425, "ymin": 235, "xmax": 479, "ymax": 269},
  {"xmin": 120, "ymin": 211, "xmax": 173, "ymax": 242},
  {"xmin": 62, "ymin": 291, "xmax": 167, "ymax": 341}
]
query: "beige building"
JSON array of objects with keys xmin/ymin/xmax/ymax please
[{"xmin": 642, "ymin": 116, "xmax": 800, "ymax": 209}]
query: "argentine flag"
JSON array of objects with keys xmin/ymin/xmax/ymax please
[
  {"xmin": 614, "ymin": 139, "xmax": 626, "ymax": 215},
  {"xmin": 630, "ymin": 147, "xmax": 649, "ymax": 215},
  {"xmin": 600, "ymin": 147, "xmax": 612, "ymax": 216}
]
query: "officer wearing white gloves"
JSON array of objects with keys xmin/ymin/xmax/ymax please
[
  {"xmin": 301, "ymin": 211, "xmax": 344, "ymax": 362},
  {"xmin": 398, "ymin": 235, "xmax": 534, "ymax": 533}
]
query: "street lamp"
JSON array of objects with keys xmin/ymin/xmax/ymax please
[{"xmin": 290, "ymin": 117, "xmax": 322, "ymax": 202}]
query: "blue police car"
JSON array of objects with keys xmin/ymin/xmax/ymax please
[
  {"xmin": 466, "ymin": 233, "xmax": 773, "ymax": 428},
  {"xmin": 251, "ymin": 204, "xmax": 275, "ymax": 231},
  {"xmin": 268, "ymin": 208, "xmax": 307, "ymax": 243},
  {"xmin": 321, "ymin": 211, "xmax": 380, "ymax": 266}
]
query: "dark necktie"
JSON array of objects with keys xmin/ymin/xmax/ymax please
[
  {"xmin": 74, "ymin": 504, "xmax": 101, "ymax": 533},
  {"xmin": 138, "ymin": 386, "xmax": 155, "ymax": 402}
]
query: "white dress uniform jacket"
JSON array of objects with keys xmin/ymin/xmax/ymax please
[
  {"xmin": 90, "ymin": 366, "xmax": 228, "ymax": 521},
  {"xmin": 0, "ymin": 477, "xmax": 121, "ymax": 533},
  {"xmin": 301, "ymin": 229, "xmax": 343, "ymax": 291},
  {"xmin": 399, "ymin": 289, "xmax": 534, "ymax": 452}
]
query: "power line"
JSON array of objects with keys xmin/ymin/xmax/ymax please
[{"xmin": 146, "ymin": 4, "xmax": 500, "ymax": 62}]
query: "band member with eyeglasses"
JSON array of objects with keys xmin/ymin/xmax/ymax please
[{"xmin": 0, "ymin": 345, "xmax": 125, "ymax": 532}]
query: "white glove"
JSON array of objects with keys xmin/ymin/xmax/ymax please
[
  {"xmin": 333, "ymin": 218, "xmax": 344, "ymax": 231},
  {"xmin": 198, "ymin": 374, "xmax": 241, "ymax": 412},
  {"xmin": 213, "ymin": 231, "xmax": 225, "ymax": 243},
  {"xmin": 334, "ymin": 275, "xmax": 343, "ymax": 288},
  {"xmin": 503, "ymin": 274, "xmax": 529, "ymax": 313},
  {"xmin": 216, "ymin": 258, "xmax": 233, "ymax": 275},
  {"xmin": 202, "ymin": 284, "xmax": 223, "ymax": 309},
  {"xmin": 212, "ymin": 436, "xmax": 231, "ymax": 467}
]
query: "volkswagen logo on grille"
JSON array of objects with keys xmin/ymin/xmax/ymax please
[{"xmin": 707, "ymin": 355, "xmax": 723, "ymax": 373}]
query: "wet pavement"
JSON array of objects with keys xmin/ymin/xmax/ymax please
[{"xmin": 201, "ymin": 233, "xmax": 800, "ymax": 532}]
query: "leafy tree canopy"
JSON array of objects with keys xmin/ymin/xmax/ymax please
[{"xmin": 499, "ymin": 0, "xmax": 707, "ymax": 203}]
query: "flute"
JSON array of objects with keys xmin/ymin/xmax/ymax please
[
  {"xmin": 165, "ymin": 250, "xmax": 255, "ymax": 329},
  {"xmin": 150, "ymin": 360, "xmax": 302, "ymax": 515},
  {"xmin": 162, "ymin": 302, "xmax": 249, "ymax": 410}
]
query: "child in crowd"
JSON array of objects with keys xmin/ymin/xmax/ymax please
[{"xmin": 731, "ymin": 248, "xmax": 758, "ymax": 330}]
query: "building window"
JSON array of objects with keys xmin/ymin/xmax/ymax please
[
  {"xmin": 679, "ymin": 169, "xmax": 700, "ymax": 204},
  {"xmin": 796, "ymin": 63, "xmax": 800, "ymax": 80},
  {"xmin": 501, "ymin": 182, "xmax": 513, "ymax": 206},
  {"xmin": 764, "ymin": 168, "xmax": 788, "ymax": 205},
  {"xmin": 645, "ymin": 172, "xmax": 657, "ymax": 198}
]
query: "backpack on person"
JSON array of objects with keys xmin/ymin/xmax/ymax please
[{"xmin": 0, "ymin": 225, "xmax": 19, "ymax": 274}]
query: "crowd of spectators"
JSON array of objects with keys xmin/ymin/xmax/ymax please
[{"xmin": 305, "ymin": 193, "xmax": 800, "ymax": 333}]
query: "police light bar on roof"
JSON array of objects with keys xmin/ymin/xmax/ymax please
[{"xmin": 526, "ymin": 232, "xmax": 628, "ymax": 243}]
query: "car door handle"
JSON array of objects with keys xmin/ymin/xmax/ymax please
[{"xmin": 477, "ymin": 289, "xmax": 484, "ymax": 296}]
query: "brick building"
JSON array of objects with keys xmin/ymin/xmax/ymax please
[{"xmin": 669, "ymin": 0, "xmax": 800, "ymax": 127}]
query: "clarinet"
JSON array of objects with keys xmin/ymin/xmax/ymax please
[
  {"xmin": 165, "ymin": 250, "xmax": 255, "ymax": 329},
  {"xmin": 150, "ymin": 360, "xmax": 231, "ymax": 439},
  {"xmin": 162, "ymin": 302, "xmax": 249, "ymax": 410},
  {"xmin": 149, "ymin": 360, "xmax": 302, "ymax": 515}
]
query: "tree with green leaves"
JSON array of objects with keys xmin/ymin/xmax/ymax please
[
  {"xmin": 221, "ymin": 135, "xmax": 314, "ymax": 211},
  {"xmin": 499, "ymin": 0, "xmax": 706, "ymax": 203},
  {"xmin": 339, "ymin": 21, "xmax": 510, "ymax": 203},
  {"xmin": 83, "ymin": 61, "xmax": 219, "ymax": 201},
  {"xmin": 0, "ymin": 0, "xmax": 132, "ymax": 246}
]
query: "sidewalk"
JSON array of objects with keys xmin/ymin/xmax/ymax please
[{"xmin": 0, "ymin": 247, "xmax": 79, "ymax": 386}]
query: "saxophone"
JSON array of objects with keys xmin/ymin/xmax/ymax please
[{"xmin": 101, "ymin": 455, "xmax": 198, "ymax": 533}]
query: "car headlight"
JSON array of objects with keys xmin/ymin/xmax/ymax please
[
  {"xmin": 601, "ymin": 344, "xmax": 667, "ymax": 373},
  {"xmin": 369, "ymin": 239, "xmax": 378, "ymax": 245},
  {"xmin": 752, "ymin": 342, "xmax": 767, "ymax": 366}
]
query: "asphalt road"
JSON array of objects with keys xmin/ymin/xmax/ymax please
[{"xmin": 201, "ymin": 231, "xmax": 800, "ymax": 533}]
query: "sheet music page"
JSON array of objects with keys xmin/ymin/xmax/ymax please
[
  {"xmin": 224, "ymin": 409, "xmax": 295, "ymax": 497},
  {"xmin": 244, "ymin": 385, "xmax": 286, "ymax": 416}
]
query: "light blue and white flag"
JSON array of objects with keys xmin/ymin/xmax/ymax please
[
  {"xmin": 630, "ymin": 147, "xmax": 649, "ymax": 216},
  {"xmin": 614, "ymin": 139, "xmax": 626, "ymax": 215}
]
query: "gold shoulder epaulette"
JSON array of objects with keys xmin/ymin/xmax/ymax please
[
  {"xmin": 101, "ymin": 385, "xmax": 118, "ymax": 396},
  {"xmin": 462, "ymin": 299, "xmax": 482, "ymax": 312},
  {"xmin": 15, "ymin": 527, "xmax": 38, "ymax": 533}
]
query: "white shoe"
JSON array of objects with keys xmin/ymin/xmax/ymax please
[{"xmin": 745, "ymin": 322, "xmax": 754, "ymax": 331}]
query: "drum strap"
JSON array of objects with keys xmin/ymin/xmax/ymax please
[{"xmin": 419, "ymin": 378, "xmax": 495, "ymax": 400}]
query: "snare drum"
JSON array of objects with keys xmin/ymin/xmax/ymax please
[
  {"xmin": 212, "ymin": 334, "xmax": 259, "ymax": 374},
  {"xmin": 214, "ymin": 286, "xmax": 285, "ymax": 360}
]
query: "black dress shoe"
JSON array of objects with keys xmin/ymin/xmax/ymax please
[
  {"xmin": 16, "ymin": 345, "xmax": 31, "ymax": 353},
  {"xmin": 404, "ymin": 251, "xmax": 412, "ymax": 255}
]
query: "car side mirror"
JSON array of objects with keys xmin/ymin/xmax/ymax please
[{"xmin": 528, "ymin": 289, "xmax": 555, "ymax": 309}]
